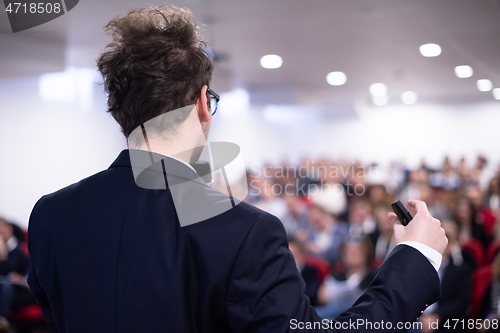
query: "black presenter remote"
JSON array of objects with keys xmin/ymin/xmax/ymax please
[{"xmin": 391, "ymin": 200, "xmax": 413, "ymax": 226}]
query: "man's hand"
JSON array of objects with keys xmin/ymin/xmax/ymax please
[
  {"xmin": 388, "ymin": 200, "xmax": 448, "ymax": 255},
  {"xmin": 420, "ymin": 313, "xmax": 439, "ymax": 333}
]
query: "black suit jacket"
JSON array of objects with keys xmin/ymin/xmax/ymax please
[
  {"xmin": 433, "ymin": 254, "xmax": 475, "ymax": 332},
  {"xmin": 300, "ymin": 265, "xmax": 321, "ymax": 307},
  {"xmin": 28, "ymin": 149, "xmax": 440, "ymax": 332}
]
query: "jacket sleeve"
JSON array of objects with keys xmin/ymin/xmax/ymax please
[
  {"xmin": 26, "ymin": 197, "xmax": 58, "ymax": 332},
  {"xmin": 226, "ymin": 213, "xmax": 441, "ymax": 332},
  {"xmin": 27, "ymin": 260, "xmax": 57, "ymax": 331}
]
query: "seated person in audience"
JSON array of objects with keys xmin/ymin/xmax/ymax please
[
  {"xmin": 419, "ymin": 184, "xmax": 452, "ymax": 222},
  {"xmin": 454, "ymin": 196, "xmax": 491, "ymax": 250},
  {"xmin": 366, "ymin": 184, "xmax": 392, "ymax": 209},
  {"xmin": 486, "ymin": 177, "xmax": 500, "ymax": 212},
  {"xmin": 287, "ymin": 236, "xmax": 321, "ymax": 306},
  {"xmin": 492, "ymin": 221, "xmax": 500, "ymax": 253},
  {"xmin": 347, "ymin": 198, "xmax": 376, "ymax": 237},
  {"xmin": 479, "ymin": 252, "xmax": 500, "ymax": 332},
  {"xmin": 429, "ymin": 157, "xmax": 461, "ymax": 191},
  {"xmin": 468, "ymin": 155, "xmax": 489, "ymax": 190},
  {"xmin": 417, "ymin": 220, "xmax": 476, "ymax": 333},
  {"xmin": 485, "ymin": 178, "xmax": 500, "ymax": 244},
  {"xmin": 467, "ymin": 184, "xmax": 497, "ymax": 238},
  {"xmin": 399, "ymin": 168, "xmax": 429, "ymax": 204},
  {"xmin": 0, "ymin": 218, "xmax": 33, "ymax": 327},
  {"xmin": 315, "ymin": 236, "xmax": 376, "ymax": 319},
  {"xmin": 252, "ymin": 180, "xmax": 288, "ymax": 220},
  {"xmin": 368, "ymin": 205, "xmax": 396, "ymax": 261},
  {"xmin": 305, "ymin": 203, "xmax": 349, "ymax": 265},
  {"xmin": 280, "ymin": 194, "xmax": 311, "ymax": 239},
  {"xmin": 310, "ymin": 182, "xmax": 347, "ymax": 218}
]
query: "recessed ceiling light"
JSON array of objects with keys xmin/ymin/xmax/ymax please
[
  {"xmin": 326, "ymin": 71, "xmax": 347, "ymax": 86},
  {"xmin": 419, "ymin": 43, "xmax": 442, "ymax": 57},
  {"xmin": 372, "ymin": 95, "xmax": 389, "ymax": 106},
  {"xmin": 493, "ymin": 88, "xmax": 500, "ymax": 100},
  {"xmin": 454, "ymin": 65, "xmax": 473, "ymax": 78},
  {"xmin": 369, "ymin": 83, "xmax": 388, "ymax": 97},
  {"xmin": 477, "ymin": 79, "xmax": 493, "ymax": 92},
  {"xmin": 260, "ymin": 54, "xmax": 283, "ymax": 69},
  {"xmin": 401, "ymin": 91, "xmax": 418, "ymax": 105}
]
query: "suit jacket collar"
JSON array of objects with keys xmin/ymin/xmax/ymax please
[
  {"xmin": 109, "ymin": 149, "xmax": 209, "ymax": 188},
  {"xmin": 108, "ymin": 149, "xmax": 240, "ymax": 227}
]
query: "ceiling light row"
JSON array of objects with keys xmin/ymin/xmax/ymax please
[
  {"xmin": 260, "ymin": 48, "xmax": 499, "ymax": 103},
  {"xmin": 418, "ymin": 44, "xmax": 498, "ymax": 100},
  {"xmin": 419, "ymin": 43, "xmax": 442, "ymax": 57},
  {"xmin": 368, "ymin": 83, "xmax": 418, "ymax": 106},
  {"xmin": 260, "ymin": 54, "xmax": 283, "ymax": 69},
  {"xmin": 454, "ymin": 65, "xmax": 498, "ymax": 97}
]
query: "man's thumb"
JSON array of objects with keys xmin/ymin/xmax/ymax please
[{"xmin": 388, "ymin": 212, "xmax": 400, "ymax": 225}]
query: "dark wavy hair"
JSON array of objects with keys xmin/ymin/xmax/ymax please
[{"xmin": 97, "ymin": 5, "xmax": 214, "ymax": 138}]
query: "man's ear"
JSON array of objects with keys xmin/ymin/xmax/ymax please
[{"xmin": 196, "ymin": 85, "xmax": 210, "ymax": 123}]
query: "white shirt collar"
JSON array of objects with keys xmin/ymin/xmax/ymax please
[{"xmin": 164, "ymin": 154, "xmax": 198, "ymax": 174}]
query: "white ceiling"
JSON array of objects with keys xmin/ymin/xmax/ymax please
[{"xmin": 1, "ymin": 0, "xmax": 499, "ymax": 110}]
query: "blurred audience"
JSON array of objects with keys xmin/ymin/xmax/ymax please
[
  {"xmin": 252, "ymin": 178, "xmax": 288, "ymax": 220},
  {"xmin": 246, "ymin": 155, "xmax": 500, "ymax": 326},
  {"xmin": 486, "ymin": 177, "xmax": 500, "ymax": 211},
  {"xmin": 305, "ymin": 204, "xmax": 349, "ymax": 265},
  {"xmin": 429, "ymin": 157, "xmax": 461, "ymax": 191},
  {"xmin": 466, "ymin": 185, "xmax": 497, "ymax": 238},
  {"xmin": 399, "ymin": 168, "xmax": 428, "ymax": 204},
  {"xmin": 419, "ymin": 184, "xmax": 452, "ymax": 222},
  {"xmin": 454, "ymin": 196, "xmax": 490, "ymax": 250},
  {"xmin": 0, "ymin": 217, "xmax": 35, "ymax": 332},
  {"xmin": 281, "ymin": 194, "xmax": 310, "ymax": 239},
  {"xmin": 315, "ymin": 236, "xmax": 376, "ymax": 319},
  {"xmin": 368, "ymin": 205, "xmax": 396, "ymax": 261},
  {"xmin": 366, "ymin": 184, "xmax": 392, "ymax": 209},
  {"xmin": 346, "ymin": 198, "xmax": 376, "ymax": 237}
]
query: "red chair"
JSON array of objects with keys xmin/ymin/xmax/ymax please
[
  {"xmin": 21, "ymin": 231, "xmax": 29, "ymax": 255},
  {"xmin": 10, "ymin": 304, "xmax": 45, "ymax": 322},
  {"xmin": 469, "ymin": 264, "xmax": 492, "ymax": 319},
  {"xmin": 461, "ymin": 239, "xmax": 485, "ymax": 265},
  {"xmin": 10, "ymin": 304, "xmax": 46, "ymax": 333},
  {"xmin": 479, "ymin": 209, "xmax": 497, "ymax": 238},
  {"xmin": 486, "ymin": 241, "xmax": 500, "ymax": 263},
  {"xmin": 329, "ymin": 261, "xmax": 344, "ymax": 275},
  {"xmin": 373, "ymin": 258, "xmax": 384, "ymax": 268},
  {"xmin": 304, "ymin": 255, "xmax": 330, "ymax": 284}
]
